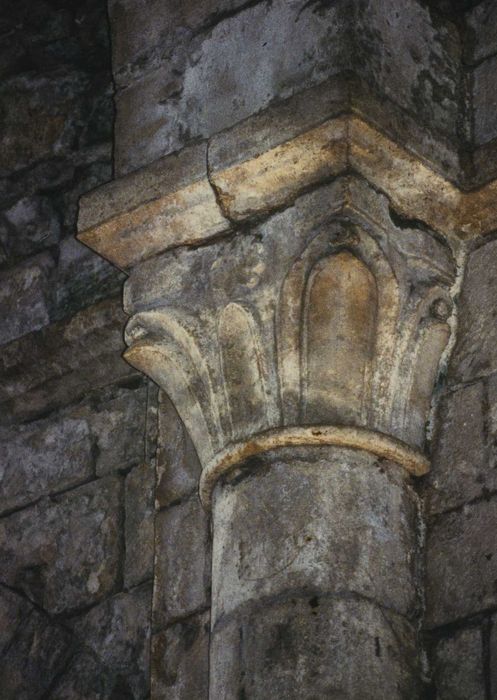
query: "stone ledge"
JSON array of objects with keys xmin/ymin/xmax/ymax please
[{"xmin": 78, "ymin": 110, "xmax": 497, "ymax": 269}]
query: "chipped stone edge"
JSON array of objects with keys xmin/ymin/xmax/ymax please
[
  {"xmin": 77, "ymin": 114, "xmax": 497, "ymax": 270},
  {"xmin": 199, "ymin": 425, "xmax": 430, "ymax": 509}
]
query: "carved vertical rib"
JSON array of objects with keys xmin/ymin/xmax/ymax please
[
  {"xmin": 303, "ymin": 251, "xmax": 378, "ymax": 425},
  {"xmin": 406, "ymin": 321, "xmax": 450, "ymax": 447},
  {"xmin": 278, "ymin": 257, "xmax": 307, "ymax": 425},
  {"xmin": 219, "ymin": 303, "xmax": 269, "ymax": 440}
]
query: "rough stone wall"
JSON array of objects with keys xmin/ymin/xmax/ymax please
[
  {"xmin": 0, "ymin": 2, "xmax": 156, "ymax": 697},
  {"xmin": 2, "ymin": 0, "xmax": 497, "ymax": 698},
  {"xmin": 151, "ymin": 394, "xmax": 211, "ymax": 699},
  {"xmin": 108, "ymin": 0, "xmax": 463, "ymax": 177},
  {"xmin": 424, "ymin": 234, "xmax": 497, "ymax": 699},
  {"xmin": 420, "ymin": 8, "xmax": 497, "ymax": 698},
  {"xmin": 105, "ymin": 2, "xmax": 497, "ymax": 697},
  {"xmin": 464, "ymin": 0, "xmax": 497, "ymax": 184}
]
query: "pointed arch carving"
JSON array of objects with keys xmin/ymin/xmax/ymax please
[
  {"xmin": 277, "ymin": 221, "xmax": 400, "ymax": 430},
  {"xmin": 302, "ymin": 251, "xmax": 378, "ymax": 424}
]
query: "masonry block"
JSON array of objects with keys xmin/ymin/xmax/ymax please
[
  {"xmin": 0, "ymin": 415, "xmax": 93, "ymax": 515},
  {"xmin": 426, "ymin": 381, "xmax": 492, "ymax": 514},
  {"xmin": 153, "ymin": 496, "xmax": 211, "ymax": 627},
  {"xmin": 212, "ymin": 447, "xmax": 418, "ymax": 624},
  {"xmin": 0, "ymin": 476, "xmax": 123, "ymax": 615},
  {"xmin": 151, "ymin": 610, "xmax": 210, "ymax": 700},
  {"xmin": 431, "ymin": 627, "xmax": 485, "ymax": 700},
  {"xmin": 0, "ymin": 254, "xmax": 53, "ymax": 344},
  {"xmin": 451, "ymin": 239, "xmax": 497, "ymax": 382},
  {"xmin": 69, "ymin": 583, "xmax": 152, "ymax": 698},
  {"xmin": 124, "ymin": 462, "xmax": 155, "ymax": 588},
  {"xmin": 426, "ymin": 497, "xmax": 497, "ymax": 627},
  {"xmin": 211, "ymin": 597, "xmax": 420, "ymax": 699}
]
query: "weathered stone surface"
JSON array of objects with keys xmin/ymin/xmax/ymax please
[
  {"xmin": 144, "ymin": 379, "xmax": 159, "ymax": 463},
  {"xmin": 87, "ymin": 382, "xmax": 147, "ymax": 476},
  {"xmin": 349, "ymin": 117, "xmax": 463, "ymax": 238},
  {"xmin": 211, "ymin": 597, "xmax": 420, "ymax": 699},
  {"xmin": 113, "ymin": 0, "xmax": 460, "ymax": 175},
  {"xmin": 0, "ymin": 585, "xmax": 29, "ymax": 656},
  {"xmin": 48, "ymin": 650, "xmax": 112, "ymax": 700},
  {"xmin": 0, "ymin": 71, "xmax": 88, "ymax": 175},
  {"xmin": 50, "ymin": 639, "xmax": 152, "ymax": 700},
  {"xmin": 212, "ymin": 447, "xmax": 417, "ymax": 624},
  {"xmin": 156, "ymin": 392, "xmax": 203, "ymax": 509},
  {"xmin": 58, "ymin": 160, "xmax": 113, "ymax": 236},
  {"xmin": 0, "ymin": 415, "xmax": 93, "ymax": 515},
  {"xmin": 81, "ymin": 104, "xmax": 497, "ymax": 276},
  {"xmin": 0, "ymin": 143, "xmax": 110, "ymax": 212},
  {"xmin": 350, "ymin": 72, "xmax": 462, "ymax": 184},
  {"xmin": 210, "ymin": 118, "xmax": 347, "ymax": 222},
  {"xmin": 153, "ymin": 496, "xmax": 211, "ymax": 628},
  {"xmin": 490, "ymin": 612, "xmax": 497, "ymax": 698},
  {"xmin": 451, "ymin": 239, "xmax": 497, "ymax": 382},
  {"xmin": 211, "ymin": 74, "xmax": 348, "ymax": 165},
  {"xmin": 124, "ymin": 462, "xmax": 155, "ymax": 588},
  {"xmin": 70, "ymin": 583, "xmax": 152, "ymax": 699},
  {"xmin": 473, "ymin": 55, "xmax": 497, "ymax": 147},
  {"xmin": 78, "ymin": 141, "xmax": 229, "ymax": 268},
  {"xmin": 84, "ymin": 98, "xmax": 497, "ymax": 302},
  {"xmin": 0, "ymin": 476, "xmax": 122, "ymax": 615},
  {"xmin": 0, "ymin": 298, "xmax": 135, "ymax": 423},
  {"xmin": 1, "ymin": 579, "xmax": 74, "ymax": 696},
  {"xmin": 0, "ymin": 194, "xmax": 61, "ymax": 258},
  {"xmin": 109, "ymin": 0, "xmax": 249, "ymax": 87},
  {"xmin": 432, "ymin": 627, "xmax": 485, "ymax": 700},
  {"xmin": 472, "ymin": 137, "xmax": 497, "ymax": 189},
  {"xmin": 79, "ymin": 142, "xmax": 209, "ymax": 231},
  {"xmin": 425, "ymin": 381, "xmax": 493, "ymax": 514},
  {"xmin": 54, "ymin": 236, "xmax": 124, "ymax": 321},
  {"xmin": 0, "ymin": 0, "xmax": 111, "ymax": 78},
  {"xmin": 5, "ymin": 2, "xmax": 495, "ymax": 695},
  {"xmin": 426, "ymin": 497, "xmax": 497, "ymax": 627},
  {"xmin": 465, "ymin": 0, "xmax": 497, "ymax": 64},
  {"xmin": 113, "ymin": 0, "xmax": 350, "ymax": 174},
  {"xmin": 0, "ymin": 0, "xmax": 144, "ymax": 692},
  {"xmin": 0, "ymin": 253, "xmax": 53, "ymax": 344},
  {"xmin": 353, "ymin": 0, "xmax": 460, "ymax": 136},
  {"xmin": 0, "ymin": 607, "xmax": 71, "ymax": 699},
  {"xmin": 151, "ymin": 610, "xmax": 210, "ymax": 700}
]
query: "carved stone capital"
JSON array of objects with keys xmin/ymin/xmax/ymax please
[{"xmin": 77, "ymin": 109, "xmax": 470, "ymax": 507}]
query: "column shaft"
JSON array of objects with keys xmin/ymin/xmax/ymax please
[{"xmin": 210, "ymin": 446, "xmax": 422, "ymax": 699}]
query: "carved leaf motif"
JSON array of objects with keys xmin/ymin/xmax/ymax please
[{"xmin": 219, "ymin": 303, "xmax": 269, "ymax": 440}]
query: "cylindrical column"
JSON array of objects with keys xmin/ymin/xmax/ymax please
[{"xmin": 210, "ymin": 446, "xmax": 422, "ymax": 699}]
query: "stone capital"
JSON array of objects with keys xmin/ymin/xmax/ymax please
[{"xmin": 77, "ymin": 104, "xmax": 485, "ymax": 507}]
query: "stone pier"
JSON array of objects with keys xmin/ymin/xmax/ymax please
[
  {"xmin": 77, "ymin": 100, "xmax": 477, "ymax": 694},
  {"xmin": 210, "ymin": 445, "xmax": 420, "ymax": 698}
]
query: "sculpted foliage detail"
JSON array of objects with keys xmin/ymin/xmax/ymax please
[{"xmin": 124, "ymin": 181, "xmax": 455, "ymax": 473}]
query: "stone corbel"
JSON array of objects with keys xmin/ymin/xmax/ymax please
[
  {"xmin": 120, "ymin": 186, "xmax": 454, "ymax": 507},
  {"xmin": 78, "ymin": 102, "xmax": 491, "ymax": 507}
]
